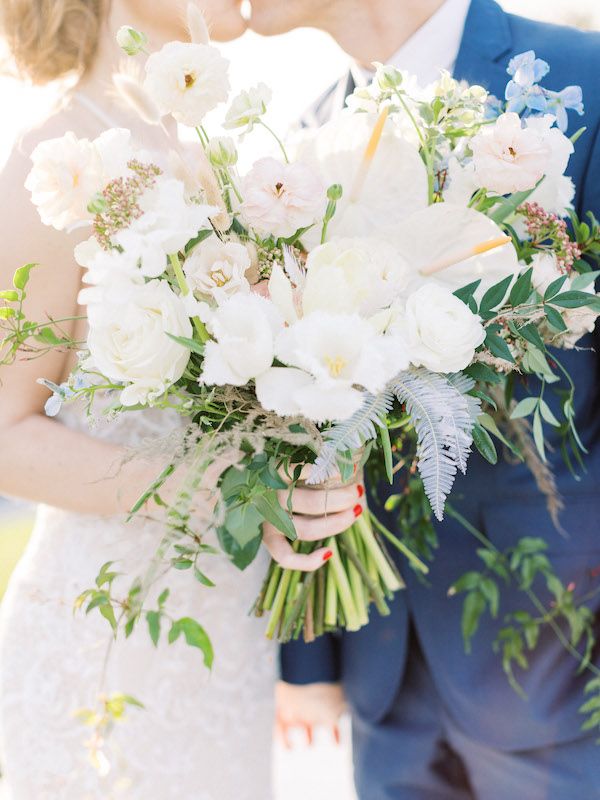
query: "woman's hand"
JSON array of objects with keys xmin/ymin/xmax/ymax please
[
  {"xmin": 262, "ymin": 476, "xmax": 364, "ymax": 571},
  {"xmin": 276, "ymin": 681, "xmax": 347, "ymax": 748}
]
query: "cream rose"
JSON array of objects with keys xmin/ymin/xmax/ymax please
[
  {"xmin": 86, "ymin": 280, "xmax": 193, "ymax": 406},
  {"xmin": 399, "ymin": 284, "xmax": 486, "ymax": 373}
]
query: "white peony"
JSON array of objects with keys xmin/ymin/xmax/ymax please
[
  {"xmin": 470, "ymin": 112, "xmax": 552, "ymax": 195},
  {"xmin": 224, "ymin": 83, "xmax": 272, "ymax": 130},
  {"xmin": 302, "ymin": 238, "xmax": 411, "ymax": 316},
  {"xmin": 399, "ymin": 284, "xmax": 486, "ymax": 373},
  {"xmin": 144, "ymin": 41, "xmax": 230, "ymax": 127},
  {"xmin": 259, "ymin": 311, "xmax": 409, "ymax": 422},
  {"xmin": 26, "ymin": 132, "xmax": 104, "ymax": 230},
  {"xmin": 86, "ymin": 280, "xmax": 193, "ymax": 406},
  {"xmin": 241, "ymin": 157, "xmax": 325, "ymax": 239},
  {"xmin": 200, "ymin": 293, "xmax": 283, "ymax": 386},
  {"xmin": 184, "ymin": 239, "xmax": 252, "ymax": 302},
  {"xmin": 114, "ymin": 177, "xmax": 215, "ymax": 277}
]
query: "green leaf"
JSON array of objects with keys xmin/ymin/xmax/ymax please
[
  {"xmin": 515, "ymin": 323, "xmax": 545, "ymax": 351},
  {"xmin": 0, "ymin": 290, "xmax": 19, "ymax": 302},
  {"xmin": 478, "ymin": 412, "xmax": 523, "ymax": 460},
  {"xmin": 545, "ymin": 305, "xmax": 568, "ymax": 332},
  {"xmin": 543, "ymin": 275, "xmax": 568, "ymax": 301},
  {"xmin": 462, "ymin": 590, "xmax": 486, "ymax": 651},
  {"xmin": 379, "ymin": 425, "xmax": 394, "ymax": 484},
  {"xmin": 539, "ymin": 399, "xmax": 560, "ymax": 427},
  {"xmin": 480, "ymin": 577, "xmax": 500, "ymax": 617},
  {"xmin": 550, "ymin": 290, "xmax": 600, "ymax": 310},
  {"xmin": 168, "ymin": 621, "xmax": 182, "ymax": 644},
  {"xmin": 0, "ymin": 307, "xmax": 15, "ymax": 319},
  {"xmin": 464, "ymin": 362, "xmax": 502, "ymax": 385},
  {"xmin": 484, "ymin": 331, "xmax": 515, "ymax": 364},
  {"xmin": 158, "ymin": 588, "xmax": 170, "ymax": 607},
  {"xmin": 194, "ymin": 567, "xmax": 216, "ymax": 588},
  {"xmin": 99, "ymin": 603, "xmax": 118, "ymax": 634},
  {"xmin": 480, "ymin": 275, "xmax": 514, "ymax": 312},
  {"xmin": 453, "ymin": 279, "xmax": 482, "ymax": 305},
  {"xmin": 510, "ymin": 397, "xmax": 538, "ymax": 419},
  {"xmin": 532, "ymin": 408, "xmax": 546, "ymax": 462},
  {"xmin": 570, "ymin": 271, "xmax": 599, "ymax": 291},
  {"xmin": 172, "ymin": 557, "xmax": 194, "ymax": 570},
  {"xmin": 13, "ymin": 263, "xmax": 37, "ymax": 291},
  {"xmin": 509, "ymin": 268, "xmax": 533, "ymax": 306},
  {"xmin": 166, "ymin": 333, "xmax": 205, "ymax": 355},
  {"xmin": 452, "ymin": 571, "xmax": 482, "ymax": 594},
  {"xmin": 489, "ymin": 183, "xmax": 540, "ymax": 224},
  {"xmin": 253, "ymin": 490, "xmax": 297, "ymax": 541},
  {"xmin": 146, "ymin": 611, "xmax": 161, "ymax": 646},
  {"xmin": 217, "ymin": 526, "xmax": 262, "ymax": 570},
  {"xmin": 34, "ymin": 326, "xmax": 63, "ymax": 346},
  {"xmin": 473, "ymin": 423, "xmax": 498, "ymax": 464},
  {"xmin": 223, "ymin": 500, "xmax": 263, "ymax": 548},
  {"xmin": 175, "ymin": 617, "xmax": 214, "ymax": 669}
]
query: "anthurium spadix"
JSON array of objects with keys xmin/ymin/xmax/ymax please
[
  {"xmin": 297, "ymin": 111, "xmax": 429, "ymax": 247},
  {"xmin": 394, "ymin": 203, "xmax": 520, "ymax": 297}
]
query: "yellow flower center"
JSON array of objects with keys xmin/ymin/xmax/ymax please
[
  {"xmin": 325, "ymin": 355, "xmax": 347, "ymax": 378},
  {"xmin": 184, "ymin": 73, "xmax": 196, "ymax": 89},
  {"xmin": 211, "ymin": 268, "xmax": 229, "ymax": 287}
]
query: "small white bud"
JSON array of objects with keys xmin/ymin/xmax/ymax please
[
  {"xmin": 206, "ymin": 136, "xmax": 238, "ymax": 168},
  {"xmin": 116, "ymin": 26, "xmax": 148, "ymax": 57},
  {"xmin": 374, "ymin": 62, "xmax": 403, "ymax": 91}
]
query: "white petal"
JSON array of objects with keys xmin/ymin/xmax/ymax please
[
  {"xmin": 255, "ymin": 367, "xmax": 314, "ymax": 416},
  {"xmin": 268, "ymin": 263, "xmax": 298, "ymax": 324}
]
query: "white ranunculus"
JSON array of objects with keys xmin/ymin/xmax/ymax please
[
  {"xmin": 296, "ymin": 112, "xmax": 429, "ymax": 248},
  {"xmin": 241, "ymin": 157, "xmax": 325, "ymax": 239},
  {"xmin": 25, "ymin": 132, "xmax": 105, "ymax": 230},
  {"xmin": 530, "ymin": 252, "xmax": 565, "ymax": 294},
  {"xmin": 470, "ymin": 112, "xmax": 552, "ymax": 195},
  {"xmin": 184, "ymin": 239, "xmax": 251, "ymax": 302},
  {"xmin": 302, "ymin": 238, "xmax": 411, "ymax": 316},
  {"xmin": 269, "ymin": 311, "xmax": 410, "ymax": 422},
  {"xmin": 200, "ymin": 293, "xmax": 283, "ymax": 386},
  {"xmin": 144, "ymin": 41, "xmax": 230, "ymax": 127},
  {"xmin": 93, "ymin": 128, "xmax": 135, "ymax": 179},
  {"xmin": 114, "ymin": 177, "xmax": 215, "ymax": 277},
  {"xmin": 224, "ymin": 83, "xmax": 272, "ymax": 130},
  {"xmin": 399, "ymin": 284, "xmax": 485, "ymax": 373},
  {"xmin": 86, "ymin": 280, "xmax": 192, "ymax": 406}
]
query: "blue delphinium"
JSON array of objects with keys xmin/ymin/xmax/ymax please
[{"xmin": 504, "ymin": 50, "xmax": 584, "ymax": 132}]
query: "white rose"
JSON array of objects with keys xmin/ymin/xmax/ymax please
[
  {"xmin": 224, "ymin": 83, "xmax": 272, "ymax": 130},
  {"xmin": 200, "ymin": 294, "xmax": 283, "ymax": 386},
  {"xmin": 522, "ymin": 115, "xmax": 575, "ymax": 219},
  {"xmin": 399, "ymin": 284, "xmax": 486, "ymax": 373},
  {"xmin": 114, "ymin": 177, "xmax": 216, "ymax": 277},
  {"xmin": 470, "ymin": 112, "xmax": 552, "ymax": 195},
  {"xmin": 302, "ymin": 238, "xmax": 411, "ymax": 316},
  {"xmin": 86, "ymin": 280, "xmax": 192, "ymax": 406},
  {"xmin": 560, "ymin": 292, "xmax": 600, "ymax": 349},
  {"xmin": 241, "ymin": 157, "xmax": 325, "ymax": 239},
  {"xmin": 530, "ymin": 252, "xmax": 565, "ymax": 295},
  {"xmin": 144, "ymin": 41, "xmax": 230, "ymax": 127},
  {"xmin": 184, "ymin": 239, "xmax": 251, "ymax": 302},
  {"xmin": 25, "ymin": 132, "xmax": 104, "ymax": 230}
]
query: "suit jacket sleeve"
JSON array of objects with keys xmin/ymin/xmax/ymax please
[{"xmin": 280, "ymin": 633, "xmax": 341, "ymax": 685}]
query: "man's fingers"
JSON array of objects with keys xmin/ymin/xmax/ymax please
[
  {"xmin": 263, "ymin": 525, "xmax": 333, "ymax": 571},
  {"xmin": 278, "ymin": 483, "xmax": 362, "ymax": 516}
]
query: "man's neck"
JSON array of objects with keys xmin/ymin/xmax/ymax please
[{"xmin": 317, "ymin": 0, "xmax": 447, "ymax": 66}]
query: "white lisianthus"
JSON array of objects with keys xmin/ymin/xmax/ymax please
[
  {"xmin": 184, "ymin": 239, "xmax": 252, "ymax": 302},
  {"xmin": 86, "ymin": 280, "xmax": 192, "ymax": 406},
  {"xmin": 25, "ymin": 132, "xmax": 104, "ymax": 230},
  {"xmin": 241, "ymin": 158, "xmax": 325, "ymax": 239},
  {"xmin": 530, "ymin": 252, "xmax": 565, "ymax": 294},
  {"xmin": 200, "ymin": 293, "xmax": 283, "ymax": 386},
  {"xmin": 224, "ymin": 83, "xmax": 272, "ymax": 130},
  {"xmin": 470, "ymin": 112, "xmax": 552, "ymax": 195},
  {"xmin": 144, "ymin": 41, "xmax": 230, "ymax": 127},
  {"xmin": 114, "ymin": 178, "xmax": 216, "ymax": 277},
  {"xmin": 399, "ymin": 284, "xmax": 485, "ymax": 373},
  {"xmin": 302, "ymin": 238, "xmax": 411, "ymax": 316},
  {"xmin": 261, "ymin": 311, "xmax": 409, "ymax": 423}
]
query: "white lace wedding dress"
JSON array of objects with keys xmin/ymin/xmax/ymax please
[
  {"xmin": 0, "ymin": 402, "xmax": 276, "ymax": 800},
  {"xmin": 0, "ymin": 94, "xmax": 276, "ymax": 800}
]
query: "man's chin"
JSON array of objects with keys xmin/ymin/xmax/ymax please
[{"xmin": 246, "ymin": 2, "xmax": 300, "ymax": 37}]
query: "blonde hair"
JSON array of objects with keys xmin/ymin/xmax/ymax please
[{"xmin": 1, "ymin": 0, "xmax": 108, "ymax": 84}]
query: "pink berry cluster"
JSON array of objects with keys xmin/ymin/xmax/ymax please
[
  {"xmin": 518, "ymin": 202, "xmax": 582, "ymax": 272},
  {"xmin": 94, "ymin": 160, "xmax": 162, "ymax": 250}
]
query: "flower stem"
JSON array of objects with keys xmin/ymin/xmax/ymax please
[
  {"xmin": 168, "ymin": 253, "xmax": 209, "ymax": 343},
  {"xmin": 368, "ymin": 510, "xmax": 429, "ymax": 576},
  {"xmin": 327, "ymin": 538, "xmax": 362, "ymax": 631},
  {"xmin": 257, "ymin": 119, "xmax": 290, "ymax": 163},
  {"xmin": 356, "ymin": 513, "xmax": 405, "ymax": 591}
]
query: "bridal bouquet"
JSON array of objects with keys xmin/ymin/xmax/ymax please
[{"xmin": 2, "ymin": 11, "xmax": 600, "ymax": 663}]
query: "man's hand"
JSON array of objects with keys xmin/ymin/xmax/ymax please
[
  {"xmin": 276, "ymin": 681, "xmax": 347, "ymax": 748},
  {"xmin": 263, "ymin": 477, "xmax": 364, "ymax": 571}
]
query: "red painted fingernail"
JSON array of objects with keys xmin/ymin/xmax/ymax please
[
  {"xmin": 323, "ymin": 550, "xmax": 333, "ymax": 562},
  {"xmin": 353, "ymin": 504, "xmax": 363, "ymax": 518},
  {"xmin": 357, "ymin": 484, "xmax": 364, "ymax": 498}
]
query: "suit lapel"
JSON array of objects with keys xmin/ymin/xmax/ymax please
[{"xmin": 454, "ymin": 0, "xmax": 513, "ymax": 94}]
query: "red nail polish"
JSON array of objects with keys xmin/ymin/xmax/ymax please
[
  {"xmin": 353, "ymin": 504, "xmax": 363, "ymax": 518},
  {"xmin": 323, "ymin": 550, "xmax": 333, "ymax": 562},
  {"xmin": 357, "ymin": 484, "xmax": 364, "ymax": 498}
]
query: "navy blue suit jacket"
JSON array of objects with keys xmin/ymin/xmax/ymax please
[{"xmin": 281, "ymin": 0, "xmax": 600, "ymax": 752}]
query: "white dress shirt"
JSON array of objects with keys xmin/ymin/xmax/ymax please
[{"xmin": 351, "ymin": 0, "xmax": 472, "ymax": 89}]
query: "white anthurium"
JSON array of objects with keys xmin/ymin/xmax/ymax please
[
  {"xmin": 200, "ymin": 293, "xmax": 283, "ymax": 387},
  {"xmin": 296, "ymin": 112, "xmax": 429, "ymax": 248},
  {"xmin": 302, "ymin": 238, "xmax": 411, "ymax": 317},
  {"xmin": 393, "ymin": 203, "xmax": 520, "ymax": 298},
  {"xmin": 266, "ymin": 311, "xmax": 410, "ymax": 423}
]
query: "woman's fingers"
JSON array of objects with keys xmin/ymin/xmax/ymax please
[
  {"xmin": 262, "ymin": 524, "xmax": 334, "ymax": 571},
  {"xmin": 294, "ymin": 506, "xmax": 360, "ymax": 542},
  {"xmin": 279, "ymin": 483, "xmax": 363, "ymax": 516}
]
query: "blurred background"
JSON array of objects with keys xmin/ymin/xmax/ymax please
[{"xmin": 0, "ymin": 2, "xmax": 599, "ymax": 798}]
